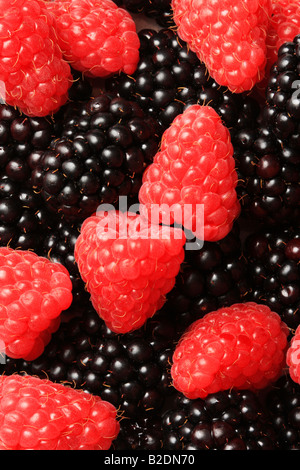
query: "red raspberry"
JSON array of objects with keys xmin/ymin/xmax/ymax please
[
  {"xmin": 0, "ymin": 247, "xmax": 73, "ymax": 361},
  {"xmin": 0, "ymin": 0, "xmax": 72, "ymax": 117},
  {"xmin": 46, "ymin": 0, "xmax": 140, "ymax": 78},
  {"xmin": 171, "ymin": 302, "xmax": 289, "ymax": 399},
  {"xmin": 257, "ymin": 0, "xmax": 300, "ymax": 94},
  {"xmin": 267, "ymin": 0, "xmax": 300, "ymax": 68},
  {"xmin": 74, "ymin": 210, "xmax": 186, "ymax": 334},
  {"xmin": 171, "ymin": 0, "xmax": 272, "ymax": 93},
  {"xmin": 286, "ymin": 325, "xmax": 300, "ymax": 385},
  {"xmin": 0, "ymin": 374, "xmax": 119, "ymax": 450},
  {"xmin": 138, "ymin": 105, "xmax": 240, "ymax": 242}
]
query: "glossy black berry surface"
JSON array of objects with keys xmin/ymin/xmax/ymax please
[
  {"xmin": 166, "ymin": 224, "xmax": 249, "ymax": 330},
  {"xmin": 235, "ymin": 34, "xmax": 300, "ymax": 225},
  {"xmin": 13, "ymin": 306, "xmax": 178, "ymax": 418},
  {"xmin": 42, "ymin": 219, "xmax": 89, "ymax": 305},
  {"xmin": 106, "ymin": 28, "xmax": 260, "ymax": 136},
  {"xmin": 0, "ymin": 105, "xmax": 55, "ymax": 251},
  {"xmin": 161, "ymin": 390, "xmax": 278, "ymax": 450},
  {"xmin": 233, "ymin": 124, "xmax": 300, "ymax": 225},
  {"xmin": 244, "ymin": 225, "xmax": 300, "ymax": 330},
  {"xmin": 120, "ymin": 0, "xmax": 174, "ymax": 27},
  {"xmin": 266, "ymin": 374, "xmax": 300, "ymax": 450},
  {"xmin": 31, "ymin": 94, "xmax": 160, "ymax": 223}
]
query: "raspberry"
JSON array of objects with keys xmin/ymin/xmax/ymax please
[
  {"xmin": 0, "ymin": 0, "xmax": 72, "ymax": 117},
  {"xmin": 171, "ymin": 0, "xmax": 272, "ymax": 93},
  {"xmin": 74, "ymin": 210, "xmax": 186, "ymax": 333},
  {"xmin": 0, "ymin": 247, "xmax": 73, "ymax": 361},
  {"xmin": 171, "ymin": 302, "xmax": 289, "ymax": 399},
  {"xmin": 138, "ymin": 104, "xmax": 240, "ymax": 242},
  {"xmin": 46, "ymin": 0, "xmax": 140, "ymax": 78},
  {"xmin": 0, "ymin": 374, "xmax": 119, "ymax": 450},
  {"xmin": 287, "ymin": 325, "xmax": 300, "ymax": 385},
  {"xmin": 264, "ymin": 0, "xmax": 300, "ymax": 87}
]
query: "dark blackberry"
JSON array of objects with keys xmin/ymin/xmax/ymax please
[
  {"xmin": 31, "ymin": 94, "xmax": 160, "ymax": 223},
  {"xmin": 264, "ymin": 36, "xmax": 300, "ymax": 143},
  {"xmin": 266, "ymin": 374, "xmax": 300, "ymax": 450},
  {"xmin": 162, "ymin": 390, "xmax": 278, "ymax": 450},
  {"xmin": 113, "ymin": 416, "xmax": 163, "ymax": 450},
  {"xmin": 166, "ymin": 224, "xmax": 249, "ymax": 331},
  {"xmin": 239, "ymin": 35, "xmax": 300, "ymax": 225},
  {"xmin": 18, "ymin": 306, "xmax": 178, "ymax": 418},
  {"xmin": 0, "ymin": 104, "xmax": 56, "ymax": 251},
  {"xmin": 106, "ymin": 28, "xmax": 260, "ymax": 136},
  {"xmin": 68, "ymin": 69, "xmax": 93, "ymax": 103},
  {"xmin": 120, "ymin": 0, "xmax": 174, "ymax": 28},
  {"xmin": 42, "ymin": 219, "xmax": 89, "ymax": 305},
  {"xmin": 244, "ymin": 225, "xmax": 300, "ymax": 330},
  {"xmin": 233, "ymin": 124, "xmax": 300, "ymax": 225}
]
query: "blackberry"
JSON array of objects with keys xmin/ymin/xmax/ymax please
[
  {"xmin": 244, "ymin": 225, "xmax": 300, "ymax": 330},
  {"xmin": 0, "ymin": 104, "xmax": 56, "ymax": 251},
  {"xmin": 68, "ymin": 69, "xmax": 93, "ymax": 103},
  {"xmin": 233, "ymin": 126, "xmax": 300, "ymax": 226},
  {"xmin": 18, "ymin": 306, "xmax": 178, "ymax": 418},
  {"xmin": 42, "ymin": 219, "xmax": 89, "ymax": 306},
  {"xmin": 266, "ymin": 374, "xmax": 300, "ymax": 449},
  {"xmin": 264, "ymin": 36, "xmax": 300, "ymax": 144},
  {"xmin": 31, "ymin": 94, "xmax": 160, "ymax": 223},
  {"xmin": 113, "ymin": 416, "xmax": 163, "ymax": 450},
  {"xmin": 106, "ymin": 28, "xmax": 260, "ymax": 136},
  {"xmin": 120, "ymin": 0, "xmax": 174, "ymax": 28},
  {"xmin": 161, "ymin": 390, "xmax": 278, "ymax": 450},
  {"xmin": 241, "ymin": 35, "xmax": 300, "ymax": 225},
  {"xmin": 166, "ymin": 224, "xmax": 249, "ymax": 330}
]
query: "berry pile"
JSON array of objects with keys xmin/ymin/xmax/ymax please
[
  {"xmin": 2, "ymin": 0, "xmax": 300, "ymax": 452},
  {"xmin": 106, "ymin": 27, "xmax": 261, "ymax": 135}
]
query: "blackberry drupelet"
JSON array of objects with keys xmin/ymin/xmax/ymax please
[
  {"xmin": 42, "ymin": 219, "xmax": 89, "ymax": 306},
  {"xmin": 106, "ymin": 28, "xmax": 260, "ymax": 136},
  {"xmin": 120, "ymin": 0, "xmax": 174, "ymax": 28},
  {"xmin": 0, "ymin": 104, "xmax": 55, "ymax": 251},
  {"xmin": 244, "ymin": 225, "xmax": 300, "ymax": 330},
  {"xmin": 161, "ymin": 390, "xmax": 278, "ymax": 450},
  {"xmin": 266, "ymin": 374, "xmax": 300, "ymax": 450},
  {"xmin": 31, "ymin": 93, "xmax": 160, "ymax": 223},
  {"xmin": 18, "ymin": 306, "xmax": 178, "ymax": 418},
  {"xmin": 166, "ymin": 224, "xmax": 249, "ymax": 330}
]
